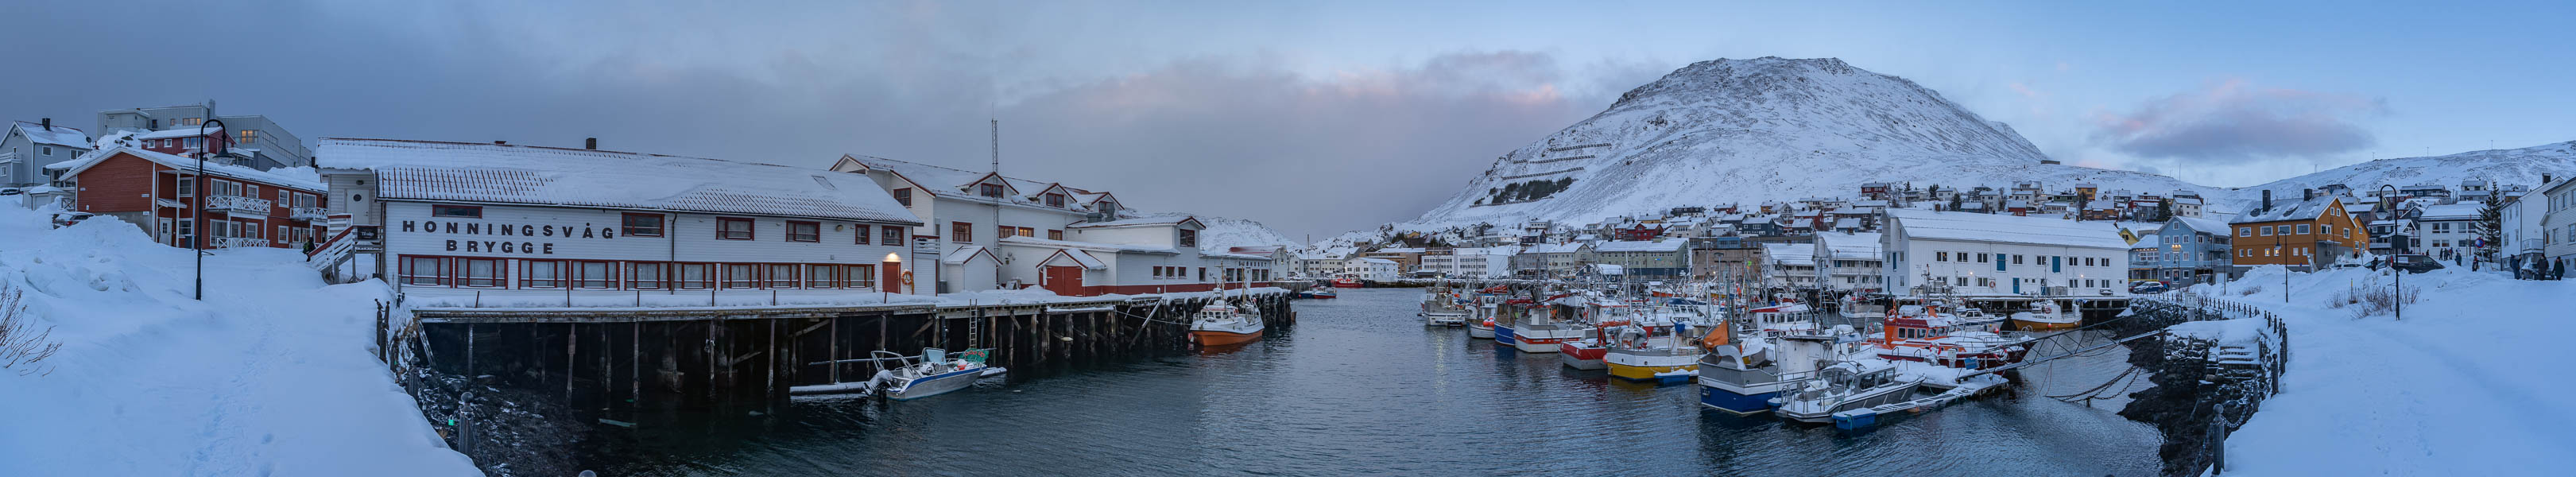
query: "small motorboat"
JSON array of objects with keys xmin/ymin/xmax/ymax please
[
  {"xmin": 1467, "ymin": 296, "xmax": 1497, "ymax": 339},
  {"xmin": 1331, "ymin": 274, "xmax": 1364, "ymax": 289},
  {"xmin": 1875, "ymin": 305, "xmax": 2027, "ymax": 370},
  {"xmin": 870, "ymin": 348, "xmax": 994, "ymax": 401},
  {"xmin": 1188, "ymin": 302, "xmax": 1265, "ymax": 347},
  {"xmin": 1772, "ymin": 358, "xmax": 1923, "ymax": 423},
  {"xmin": 1297, "ymin": 289, "xmax": 1338, "ymax": 299},
  {"xmin": 2009, "ymin": 299, "xmax": 2081, "ymax": 331},
  {"xmin": 1559, "ymin": 326, "xmax": 1610, "ymax": 370}
]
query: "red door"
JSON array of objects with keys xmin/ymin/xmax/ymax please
[{"xmin": 1043, "ymin": 266, "xmax": 1086, "ymax": 296}]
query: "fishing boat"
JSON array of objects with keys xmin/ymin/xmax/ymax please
[
  {"xmin": 1467, "ymin": 295, "xmax": 1497, "ymax": 339},
  {"xmin": 1296, "ymin": 288, "xmax": 1338, "ymax": 299},
  {"xmin": 1331, "ymin": 273, "xmax": 1364, "ymax": 289},
  {"xmin": 1420, "ymin": 285, "xmax": 1470, "ymax": 327},
  {"xmin": 1772, "ymin": 357, "xmax": 1923, "ymax": 423},
  {"xmin": 1745, "ymin": 300, "xmax": 1819, "ymax": 336},
  {"xmin": 1511, "ymin": 294, "xmax": 1591, "ymax": 353},
  {"xmin": 1188, "ymin": 302, "xmax": 1265, "ymax": 347},
  {"xmin": 869, "ymin": 348, "xmax": 994, "ymax": 401},
  {"xmin": 1494, "ymin": 298, "xmax": 1537, "ymax": 347},
  {"xmin": 1838, "ymin": 294, "xmax": 1886, "ymax": 320},
  {"xmin": 1873, "ymin": 304, "xmax": 2027, "ymax": 370},
  {"xmin": 1556, "ymin": 299, "xmax": 1629, "ymax": 363},
  {"xmin": 2009, "ymin": 299, "xmax": 2081, "ymax": 331},
  {"xmin": 1695, "ymin": 318, "xmax": 1787, "ymax": 414},
  {"xmin": 1604, "ymin": 313, "xmax": 1700, "ymax": 384}
]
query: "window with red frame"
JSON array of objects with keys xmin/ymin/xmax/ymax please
[
  {"xmin": 846, "ymin": 264, "xmax": 877, "ymax": 289},
  {"xmin": 882, "ymin": 226, "xmax": 905, "ymax": 244},
  {"xmin": 676, "ymin": 263, "xmax": 714, "ymax": 289},
  {"xmin": 854, "ymin": 224, "xmax": 873, "ymax": 245},
  {"xmin": 1180, "ymin": 229, "xmax": 1198, "ymax": 247},
  {"xmin": 788, "ymin": 221, "xmax": 820, "ymax": 242},
  {"xmin": 522, "ymin": 260, "xmax": 564, "ymax": 289},
  {"xmin": 718, "ymin": 218, "xmax": 755, "ymax": 240},
  {"xmin": 952, "ymin": 222, "xmax": 973, "ymax": 242},
  {"xmin": 573, "ymin": 261, "xmax": 616, "ymax": 289},
  {"xmin": 400, "ymin": 256, "xmax": 447, "ymax": 286},
  {"xmin": 765, "ymin": 264, "xmax": 798, "ymax": 288},
  {"xmin": 893, "ymin": 188, "xmax": 912, "ymax": 206},
  {"xmin": 629, "ymin": 262, "xmax": 668, "ymax": 289},
  {"xmin": 806, "ymin": 265, "xmax": 840, "ymax": 289},
  {"xmin": 722, "ymin": 264, "xmax": 758, "ymax": 289},
  {"xmin": 622, "ymin": 213, "xmax": 665, "ymax": 237},
  {"xmin": 459, "ymin": 258, "xmax": 504, "ymax": 288},
  {"xmin": 1048, "ymin": 229, "xmax": 1064, "ymax": 240}
]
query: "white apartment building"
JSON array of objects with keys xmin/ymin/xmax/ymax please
[
  {"xmin": 1761, "ymin": 242, "xmax": 1818, "ymax": 289},
  {"xmin": 1814, "ymin": 231, "xmax": 1885, "ymax": 292}
]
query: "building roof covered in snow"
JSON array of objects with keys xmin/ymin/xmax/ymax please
[
  {"xmin": 2166, "ymin": 215, "xmax": 2233, "ymax": 235},
  {"xmin": 2129, "ymin": 235, "xmax": 2162, "ymax": 250},
  {"xmin": 1065, "ymin": 215, "xmax": 1200, "ymax": 229},
  {"xmin": 1884, "ymin": 207, "xmax": 2127, "ymax": 250},
  {"xmin": 998, "ymin": 235, "xmax": 1176, "ymax": 254},
  {"xmin": 2233, "ymin": 195, "xmax": 2342, "ymax": 223},
  {"xmin": 1815, "ymin": 231, "xmax": 1881, "ymax": 258},
  {"xmin": 10, "ymin": 121, "xmax": 91, "ymax": 148},
  {"xmin": 1594, "ymin": 239, "xmax": 1683, "ymax": 253},
  {"xmin": 1761, "ymin": 242, "xmax": 1815, "ymax": 266},
  {"xmin": 134, "ymin": 126, "xmax": 221, "ymax": 141},
  {"xmin": 2415, "ymin": 203, "xmax": 2483, "ymax": 221},
  {"xmin": 51, "ymin": 145, "xmax": 323, "ymax": 191},
  {"xmin": 316, "ymin": 138, "xmax": 921, "ymax": 224},
  {"xmin": 833, "ymin": 154, "xmax": 1113, "ymax": 206}
]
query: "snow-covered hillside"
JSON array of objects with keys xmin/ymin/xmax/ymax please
[
  {"xmin": 2247, "ymin": 141, "xmax": 2576, "ymax": 195},
  {"xmin": 0, "ymin": 197, "xmax": 477, "ymax": 476},
  {"xmin": 1401, "ymin": 57, "xmax": 2222, "ymax": 231}
]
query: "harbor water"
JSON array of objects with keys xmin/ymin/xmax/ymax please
[{"xmin": 580, "ymin": 288, "xmax": 2162, "ymax": 475}]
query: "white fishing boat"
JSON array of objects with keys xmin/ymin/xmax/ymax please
[
  {"xmin": 1420, "ymin": 285, "xmax": 1470, "ymax": 327},
  {"xmin": 1467, "ymin": 295, "xmax": 1498, "ymax": 339},
  {"xmin": 1695, "ymin": 318, "xmax": 1787, "ymax": 414},
  {"xmin": 1873, "ymin": 304, "xmax": 2027, "ymax": 370},
  {"xmin": 869, "ymin": 348, "xmax": 994, "ymax": 401},
  {"xmin": 1512, "ymin": 293, "xmax": 1593, "ymax": 353},
  {"xmin": 1772, "ymin": 357, "xmax": 1923, "ymax": 423},
  {"xmin": 1745, "ymin": 301, "xmax": 1819, "ymax": 336}
]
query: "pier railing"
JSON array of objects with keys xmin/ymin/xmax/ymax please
[{"xmin": 2128, "ymin": 292, "xmax": 2291, "ymax": 476}]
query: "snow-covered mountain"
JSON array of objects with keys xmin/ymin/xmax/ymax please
[
  {"xmin": 2245, "ymin": 141, "xmax": 2576, "ymax": 196},
  {"xmin": 1130, "ymin": 211, "xmax": 1300, "ymax": 250},
  {"xmin": 1399, "ymin": 56, "xmax": 2222, "ymax": 231}
]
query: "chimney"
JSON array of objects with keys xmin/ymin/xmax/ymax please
[
  {"xmin": 40, "ymin": 118, "xmax": 50, "ymax": 130},
  {"xmin": 2260, "ymin": 189, "xmax": 2272, "ymax": 211},
  {"xmin": 2303, "ymin": 188, "xmax": 2315, "ymax": 200},
  {"xmin": 585, "ymin": 138, "xmax": 597, "ymax": 150},
  {"xmin": 2547, "ymin": 174, "xmax": 2556, "ymax": 184}
]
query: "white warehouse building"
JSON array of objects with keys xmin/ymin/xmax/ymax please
[{"xmin": 1881, "ymin": 208, "xmax": 2132, "ymax": 297}]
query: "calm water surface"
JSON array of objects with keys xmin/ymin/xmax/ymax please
[{"xmin": 586, "ymin": 289, "xmax": 2160, "ymax": 476}]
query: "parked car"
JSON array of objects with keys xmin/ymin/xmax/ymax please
[
  {"xmin": 2373, "ymin": 254, "xmax": 2445, "ymax": 273},
  {"xmin": 50, "ymin": 211, "xmax": 95, "ymax": 228},
  {"xmin": 2129, "ymin": 281, "xmax": 2170, "ymax": 294},
  {"xmin": 0, "ymin": 187, "xmax": 23, "ymax": 196}
]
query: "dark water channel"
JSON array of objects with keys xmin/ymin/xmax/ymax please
[{"xmin": 580, "ymin": 288, "xmax": 2160, "ymax": 476}]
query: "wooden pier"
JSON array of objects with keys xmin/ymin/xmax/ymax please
[{"xmin": 405, "ymin": 289, "xmax": 1296, "ymax": 411}]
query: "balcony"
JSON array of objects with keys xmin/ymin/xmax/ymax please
[
  {"xmin": 211, "ymin": 237, "xmax": 269, "ymax": 249},
  {"xmin": 202, "ymin": 195, "xmax": 273, "ymax": 214},
  {"xmin": 290, "ymin": 207, "xmax": 327, "ymax": 220}
]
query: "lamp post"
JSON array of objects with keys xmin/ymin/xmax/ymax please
[
  {"xmin": 2378, "ymin": 184, "xmax": 2401, "ymax": 321},
  {"xmin": 194, "ymin": 118, "xmax": 224, "ymax": 301}
]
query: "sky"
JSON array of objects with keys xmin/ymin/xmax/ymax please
[{"xmin": 4, "ymin": 1, "xmax": 2572, "ymax": 240}]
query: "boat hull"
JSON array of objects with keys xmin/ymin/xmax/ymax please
[
  {"xmin": 1698, "ymin": 384, "xmax": 1781, "ymax": 415},
  {"xmin": 2012, "ymin": 318, "xmax": 2080, "ymax": 331},
  {"xmin": 1776, "ymin": 382, "xmax": 1921, "ymax": 423},
  {"xmin": 1191, "ymin": 328, "xmax": 1264, "ymax": 347},
  {"xmin": 1512, "ymin": 336, "xmax": 1568, "ymax": 353},
  {"xmin": 1608, "ymin": 362, "xmax": 1695, "ymax": 384},
  {"xmin": 886, "ymin": 367, "xmax": 983, "ymax": 401},
  {"xmin": 1468, "ymin": 322, "xmax": 1494, "ymax": 339},
  {"xmin": 1559, "ymin": 343, "xmax": 1606, "ymax": 370},
  {"xmin": 1424, "ymin": 312, "xmax": 1466, "ymax": 327}
]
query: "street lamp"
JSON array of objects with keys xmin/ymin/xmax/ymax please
[
  {"xmin": 195, "ymin": 118, "xmax": 224, "ymax": 301},
  {"xmin": 2377, "ymin": 184, "xmax": 2401, "ymax": 321}
]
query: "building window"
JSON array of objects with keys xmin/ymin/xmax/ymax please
[
  {"xmin": 432, "ymin": 204, "xmax": 482, "ymax": 219},
  {"xmin": 574, "ymin": 262, "xmax": 615, "ymax": 289},
  {"xmin": 2259, "ymin": 226, "xmax": 2272, "ymax": 236},
  {"xmin": 459, "ymin": 258, "xmax": 503, "ymax": 288},
  {"xmin": 980, "ymin": 183, "xmax": 1004, "ymax": 198},
  {"xmin": 718, "ymin": 217, "xmax": 755, "ymax": 240},
  {"xmin": 238, "ymin": 130, "xmax": 257, "ymax": 145},
  {"xmin": 952, "ymin": 222, "xmax": 973, "ymax": 242},
  {"xmin": 177, "ymin": 177, "xmax": 194, "ymax": 196},
  {"xmin": 2239, "ymin": 227, "xmax": 2252, "ymax": 237},
  {"xmin": 787, "ymin": 221, "xmax": 820, "ymax": 242},
  {"xmin": 523, "ymin": 260, "xmax": 564, "ymax": 289},
  {"xmin": 854, "ymin": 224, "xmax": 872, "ymax": 245},
  {"xmin": 1048, "ymin": 229, "xmax": 1064, "ymax": 240},
  {"xmin": 629, "ymin": 262, "xmax": 667, "ymax": 289},
  {"xmin": 893, "ymin": 188, "xmax": 912, "ymax": 206},
  {"xmin": 401, "ymin": 256, "xmax": 447, "ymax": 286},
  {"xmin": 723, "ymin": 264, "xmax": 759, "ymax": 289},
  {"xmin": 846, "ymin": 264, "xmax": 877, "ymax": 289},
  {"xmin": 676, "ymin": 263, "xmax": 713, "ymax": 289},
  {"xmin": 2297, "ymin": 224, "xmax": 2311, "ymax": 235},
  {"xmin": 1937, "ymin": 251, "xmax": 1949, "ymax": 262},
  {"xmin": 1045, "ymin": 193, "xmax": 1065, "ymax": 207},
  {"xmin": 1977, "ymin": 253, "xmax": 1989, "ymax": 263},
  {"xmin": 766, "ymin": 264, "xmax": 798, "ymax": 289},
  {"xmin": 808, "ymin": 265, "xmax": 841, "ymax": 289},
  {"xmin": 1180, "ymin": 229, "xmax": 1198, "ymax": 247},
  {"xmin": 622, "ymin": 213, "xmax": 665, "ymax": 237},
  {"xmin": 41, "ymin": 145, "xmax": 52, "ymax": 156},
  {"xmin": 883, "ymin": 226, "xmax": 905, "ymax": 244}
]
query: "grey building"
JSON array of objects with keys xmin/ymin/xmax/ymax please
[
  {"xmin": 2, "ymin": 119, "xmax": 92, "ymax": 188},
  {"xmin": 97, "ymin": 103, "xmax": 309, "ymax": 170}
]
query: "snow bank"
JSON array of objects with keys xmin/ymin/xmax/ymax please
[
  {"xmin": 2185, "ymin": 266, "xmax": 2576, "ymax": 475},
  {"xmin": 0, "ymin": 196, "xmax": 478, "ymax": 476}
]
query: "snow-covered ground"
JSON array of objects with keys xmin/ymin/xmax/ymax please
[
  {"xmin": 0, "ymin": 197, "xmax": 479, "ymax": 476},
  {"xmin": 2188, "ymin": 266, "xmax": 2575, "ymax": 475}
]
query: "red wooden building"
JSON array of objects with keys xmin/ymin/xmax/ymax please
[{"xmin": 53, "ymin": 146, "xmax": 327, "ymax": 250}]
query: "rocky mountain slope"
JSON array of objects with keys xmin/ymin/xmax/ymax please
[{"xmin": 2245, "ymin": 141, "xmax": 2576, "ymax": 198}]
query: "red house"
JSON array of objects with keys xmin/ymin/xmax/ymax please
[
  {"xmin": 53, "ymin": 146, "xmax": 327, "ymax": 250},
  {"xmin": 133, "ymin": 125, "xmax": 232, "ymax": 157}
]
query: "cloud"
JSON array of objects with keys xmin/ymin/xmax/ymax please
[{"xmin": 2090, "ymin": 79, "xmax": 2387, "ymax": 161}]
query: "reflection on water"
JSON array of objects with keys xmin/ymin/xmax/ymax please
[{"xmin": 583, "ymin": 289, "xmax": 2160, "ymax": 476}]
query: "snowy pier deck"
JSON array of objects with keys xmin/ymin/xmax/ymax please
[{"xmin": 407, "ymin": 289, "xmax": 1296, "ymax": 410}]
